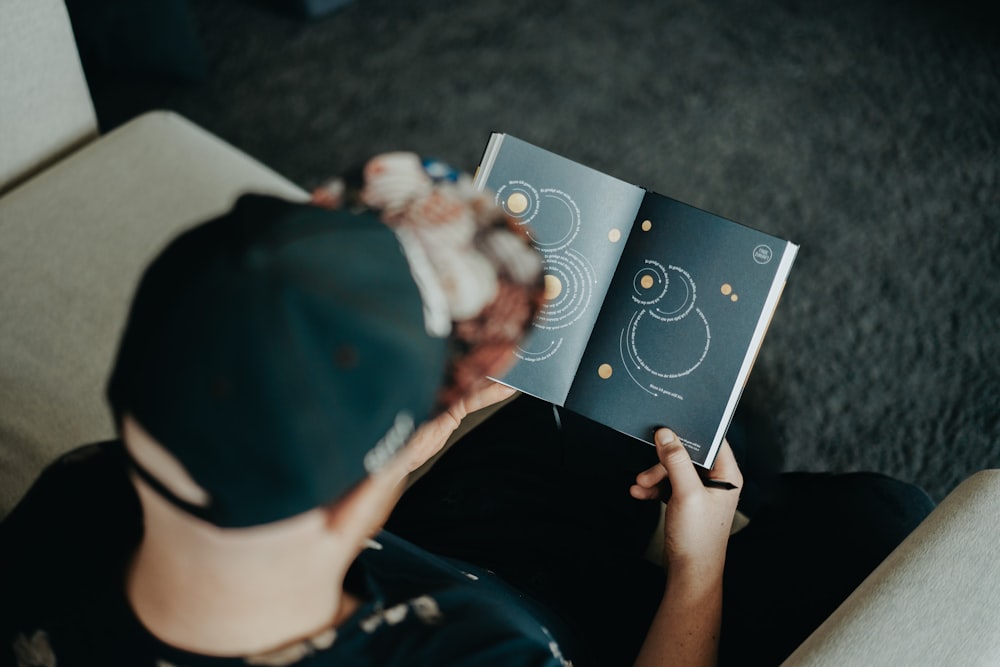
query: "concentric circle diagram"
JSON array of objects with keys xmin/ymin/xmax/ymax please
[
  {"xmin": 496, "ymin": 180, "xmax": 593, "ymax": 363},
  {"xmin": 497, "ymin": 181, "xmax": 581, "ymax": 252},
  {"xmin": 534, "ymin": 250, "xmax": 596, "ymax": 331},
  {"xmin": 618, "ymin": 261, "xmax": 711, "ymax": 398}
]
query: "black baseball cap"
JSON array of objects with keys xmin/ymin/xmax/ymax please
[
  {"xmin": 107, "ymin": 194, "xmax": 450, "ymax": 527},
  {"xmin": 109, "ymin": 151, "xmax": 544, "ymax": 528}
]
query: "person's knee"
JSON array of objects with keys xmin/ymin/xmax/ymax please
[
  {"xmin": 766, "ymin": 471, "xmax": 934, "ymax": 549},
  {"xmin": 832, "ymin": 472, "xmax": 935, "ymax": 553},
  {"xmin": 845, "ymin": 472, "xmax": 934, "ymax": 518}
]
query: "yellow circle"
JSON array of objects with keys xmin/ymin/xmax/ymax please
[
  {"xmin": 598, "ymin": 363, "xmax": 613, "ymax": 379},
  {"xmin": 731, "ymin": 294, "xmax": 739, "ymax": 302},
  {"xmin": 641, "ymin": 219, "xmax": 652, "ymax": 232},
  {"xmin": 640, "ymin": 275, "xmax": 655, "ymax": 289},
  {"xmin": 507, "ymin": 192, "xmax": 529, "ymax": 214},
  {"xmin": 543, "ymin": 274, "xmax": 563, "ymax": 300},
  {"xmin": 721, "ymin": 283, "xmax": 733, "ymax": 296},
  {"xmin": 608, "ymin": 228, "xmax": 622, "ymax": 242}
]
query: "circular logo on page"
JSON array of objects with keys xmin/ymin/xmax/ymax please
[{"xmin": 753, "ymin": 244, "xmax": 773, "ymax": 265}]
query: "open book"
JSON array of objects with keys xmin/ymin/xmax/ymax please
[{"xmin": 474, "ymin": 134, "xmax": 798, "ymax": 468}]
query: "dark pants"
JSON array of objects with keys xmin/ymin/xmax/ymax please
[{"xmin": 387, "ymin": 395, "xmax": 934, "ymax": 666}]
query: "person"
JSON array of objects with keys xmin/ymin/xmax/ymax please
[{"xmin": 0, "ymin": 153, "xmax": 932, "ymax": 667}]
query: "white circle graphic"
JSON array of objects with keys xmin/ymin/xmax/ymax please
[{"xmin": 753, "ymin": 244, "xmax": 773, "ymax": 265}]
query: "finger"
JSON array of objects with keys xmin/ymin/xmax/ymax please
[
  {"xmin": 465, "ymin": 382, "xmax": 517, "ymax": 414},
  {"xmin": 709, "ymin": 439, "xmax": 743, "ymax": 486},
  {"xmin": 634, "ymin": 460, "xmax": 669, "ymax": 489},
  {"xmin": 654, "ymin": 428, "xmax": 703, "ymax": 498},
  {"xmin": 629, "ymin": 483, "xmax": 663, "ymax": 500},
  {"xmin": 444, "ymin": 382, "xmax": 516, "ymax": 427}
]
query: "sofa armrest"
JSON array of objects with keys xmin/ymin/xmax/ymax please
[
  {"xmin": 782, "ymin": 469, "xmax": 1000, "ymax": 666},
  {"xmin": 0, "ymin": 110, "xmax": 306, "ymax": 516},
  {"xmin": 0, "ymin": 0, "xmax": 98, "ymax": 193}
]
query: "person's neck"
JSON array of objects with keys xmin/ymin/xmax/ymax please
[{"xmin": 127, "ymin": 512, "xmax": 363, "ymax": 657}]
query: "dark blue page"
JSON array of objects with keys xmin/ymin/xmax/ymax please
[{"xmin": 566, "ymin": 192, "xmax": 795, "ymax": 466}]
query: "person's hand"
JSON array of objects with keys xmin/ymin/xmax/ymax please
[
  {"xmin": 630, "ymin": 429, "xmax": 743, "ymax": 578},
  {"xmin": 397, "ymin": 380, "xmax": 518, "ymax": 477},
  {"xmin": 631, "ymin": 431, "xmax": 740, "ymax": 667}
]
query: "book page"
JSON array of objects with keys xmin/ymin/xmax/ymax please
[
  {"xmin": 475, "ymin": 135, "xmax": 645, "ymax": 405},
  {"xmin": 566, "ymin": 192, "xmax": 796, "ymax": 466}
]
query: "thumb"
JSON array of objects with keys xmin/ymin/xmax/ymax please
[{"xmin": 655, "ymin": 429, "xmax": 701, "ymax": 497}]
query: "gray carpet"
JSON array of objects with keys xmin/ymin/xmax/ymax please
[{"xmin": 86, "ymin": 0, "xmax": 999, "ymax": 501}]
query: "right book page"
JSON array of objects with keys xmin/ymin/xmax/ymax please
[{"xmin": 565, "ymin": 191, "xmax": 798, "ymax": 467}]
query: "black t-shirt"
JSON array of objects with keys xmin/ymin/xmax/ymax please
[{"xmin": 0, "ymin": 442, "xmax": 573, "ymax": 666}]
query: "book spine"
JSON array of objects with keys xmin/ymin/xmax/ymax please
[{"xmin": 472, "ymin": 133, "xmax": 505, "ymax": 191}]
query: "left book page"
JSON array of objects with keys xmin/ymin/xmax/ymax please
[{"xmin": 475, "ymin": 134, "xmax": 645, "ymax": 406}]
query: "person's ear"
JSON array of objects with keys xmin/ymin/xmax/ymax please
[{"xmin": 122, "ymin": 414, "xmax": 211, "ymax": 507}]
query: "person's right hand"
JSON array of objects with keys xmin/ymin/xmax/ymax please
[
  {"xmin": 630, "ymin": 429, "xmax": 743, "ymax": 578},
  {"xmin": 630, "ymin": 431, "xmax": 742, "ymax": 667}
]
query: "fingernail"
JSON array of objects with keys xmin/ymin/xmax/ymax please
[{"xmin": 655, "ymin": 429, "xmax": 675, "ymax": 446}]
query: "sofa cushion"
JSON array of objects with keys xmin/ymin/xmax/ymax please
[
  {"xmin": 0, "ymin": 110, "xmax": 306, "ymax": 515},
  {"xmin": 781, "ymin": 470, "xmax": 1000, "ymax": 666}
]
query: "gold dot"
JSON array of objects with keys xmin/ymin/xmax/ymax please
[
  {"xmin": 598, "ymin": 363, "xmax": 613, "ymax": 379},
  {"xmin": 721, "ymin": 283, "xmax": 732, "ymax": 296},
  {"xmin": 608, "ymin": 228, "xmax": 622, "ymax": 242},
  {"xmin": 543, "ymin": 274, "xmax": 563, "ymax": 300},
  {"xmin": 641, "ymin": 219, "xmax": 652, "ymax": 232},
  {"xmin": 507, "ymin": 192, "xmax": 529, "ymax": 214},
  {"xmin": 640, "ymin": 275, "xmax": 655, "ymax": 289},
  {"xmin": 731, "ymin": 294, "xmax": 739, "ymax": 302}
]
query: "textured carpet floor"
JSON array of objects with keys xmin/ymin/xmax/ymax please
[{"xmin": 86, "ymin": 0, "xmax": 999, "ymax": 501}]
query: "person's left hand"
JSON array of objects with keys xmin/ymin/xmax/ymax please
[{"xmin": 397, "ymin": 380, "xmax": 518, "ymax": 477}]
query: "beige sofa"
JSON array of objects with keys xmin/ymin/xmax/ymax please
[{"xmin": 2, "ymin": 1, "xmax": 998, "ymax": 664}]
